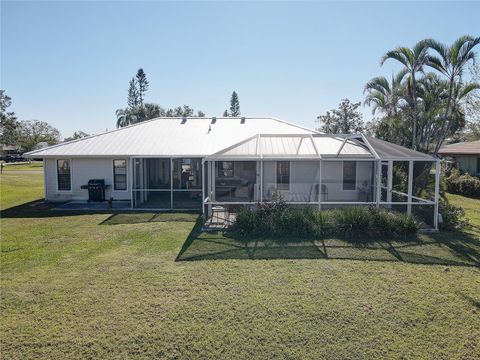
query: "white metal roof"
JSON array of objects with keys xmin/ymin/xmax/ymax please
[
  {"xmin": 208, "ymin": 134, "xmax": 373, "ymax": 159},
  {"xmin": 25, "ymin": 116, "xmax": 435, "ymax": 161},
  {"xmin": 25, "ymin": 117, "xmax": 316, "ymax": 158}
]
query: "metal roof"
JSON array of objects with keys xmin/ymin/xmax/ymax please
[
  {"xmin": 208, "ymin": 134, "xmax": 373, "ymax": 159},
  {"xmin": 24, "ymin": 116, "xmax": 435, "ymax": 161},
  {"xmin": 438, "ymin": 140, "xmax": 480, "ymax": 155},
  {"xmin": 25, "ymin": 117, "xmax": 315, "ymax": 158},
  {"xmin": 363, "ymin": 135, "xmax": 435, "ymax": 160}
]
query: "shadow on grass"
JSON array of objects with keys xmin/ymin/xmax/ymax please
[
  {"xmin": 0, "ymin": 200, "xmax": 200, "ymax": 222},
  {"xmin": 176, "ymin": 224, "xmax": 480, "ymax": 267}
]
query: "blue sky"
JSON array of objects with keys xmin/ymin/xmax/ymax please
[{"xmin": 2, "ymin": 1, "xmax": 479, "ymax": 138}]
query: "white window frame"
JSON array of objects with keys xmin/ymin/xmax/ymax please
[
  {"xmin": 112, "ymin": 159, "xmax": 128, "ymax": 192},
  {"xmin": 56, "ymin": 158, "xmax": 72, "ymax": 193}
]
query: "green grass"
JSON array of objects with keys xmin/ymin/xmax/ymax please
[
  {"xmin": 1, "ymin": 172, "xmax": 479, "ymax": 359},
  {"xmin": 1, "ymin": 161, "xmax": 44, "ymax": 171}
]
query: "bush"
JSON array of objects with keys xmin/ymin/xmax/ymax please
[
  {"xmin": 438, "ymin": 199, "xmax": 470, "ymax": 231},
  {"xmin": 445, "ymin": 168, "xmax": 480, "ymax": 198},
  {"xmin": 332, "ymin": 207, "xmax": 371, "ymax": 240},
  {"xmin": 230, "ymin": 200, "xmax": 420, "ymax": 242}
]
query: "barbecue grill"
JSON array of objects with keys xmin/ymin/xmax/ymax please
[{"xmin": 80, "ymin": 179, "xmax": 110, "ymax": 202}]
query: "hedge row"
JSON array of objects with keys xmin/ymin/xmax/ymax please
[
  {"xmin": 230, "ymin": 200, "xmax": 420, "ymax": 243},
  {"xmin": 445, "ymin": 169, "xmax": 480, "ymax": 198}
]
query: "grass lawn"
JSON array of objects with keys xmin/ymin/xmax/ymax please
[
  {"xmin": 1, "ymin": 171, "xmax": 479, "ymax": 359},
  {"xmin": 1, "ymin": 161, "xmax": 44, "ymax": 172}
]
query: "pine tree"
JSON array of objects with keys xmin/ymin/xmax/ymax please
[
  {"xmin": 127, "ymin": 78, "xmax": 139, "ymax": 109},
  {"xmin": 136, "ymin": 68, "xmax": 149, "ymax": 105},
  {"xmin": 223, "ymin": 110, "xmax": 229, "ymax": 117},
  {"xmin": 229, "ymin": 91, "xmax": 240, "ymax": 116}
]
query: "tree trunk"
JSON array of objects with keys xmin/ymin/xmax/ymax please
[
  {"xmin": 411, "ymin": 74, "xmax": 418, "ymax": 150},
  {"xmin": 433, "ymin": 79, "xmax": 455, "ymax": 155}
]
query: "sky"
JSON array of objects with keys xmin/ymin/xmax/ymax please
[{"xmin": 1, "ymin": 1, "xmax": 479, "ymax": 138}]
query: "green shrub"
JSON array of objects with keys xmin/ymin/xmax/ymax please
[
  {"xmin": 230, "ymin": 201, "xmax": 420, "ymax": 242},
  {"xmin": 332, "ymin": 207, "xmax": 372, "ymax": 240},
  {"xmin": 231, "ymin": 207, "xmax": 257, "ymax": 236},
  {"xmin": 438, "ymin": 199, "xmax": 470, "ymax": 231},
  {"xmin": 445, "ymin": 168, "xmax": 480, "ymax": 198}
]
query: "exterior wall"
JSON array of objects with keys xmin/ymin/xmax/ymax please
[
  {"xmin": 322, "ymin": 161, "xmax": 373, "ymax": 202},
  {"xmin": 262, "ymin": 160, "xmax": 373, "ymax": 202},
  {"xmin": 453, "ymin": 155, "xmax": 480, "ymax": 176},
  {"xmin": 44, "ymin": 158, "xmax": 132, "ymax": 202}
]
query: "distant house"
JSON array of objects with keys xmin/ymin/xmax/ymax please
[
  {"xmin": 24, "ymin": 116, "xmax": 442, "ymax": 229},
  {"xmin": 438, "ymin": 140, "xmax": 480, "ymax": 177}
]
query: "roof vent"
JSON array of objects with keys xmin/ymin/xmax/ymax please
[
  {"xmin": 211, "ymin": 116, "xmax": 216, "ymax": 124},
  {"xmin": 181, "ymin": 117, "xmax": 187, "ymax": 124},
  {"xmin": 240, "ymin": 117, "xmax": 246, "ymax": 124}
]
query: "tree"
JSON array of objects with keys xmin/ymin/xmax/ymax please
[
  {"xmin": 229, "ymin": 91, "xmax": 240, "ymax": 116},
  {"xmin": 17, "ymin": 120, "xmax": 60, "ymax": 152},
  {"xmin": 316, "ymin": 99, "xmax": 364, "ymax": 134},
  {"xmin": 136, "ymin": 68, "xmax": 149, "ymax": 106},
  {"xmin": 0, "ymin": 90, "xmax": 19, "ymax": 146},
  {"xmin": 127, "ymin": 78, "xmax": 139, "ymax": 109},
  {"xmin": 465, "ymin": 63, "xmax": 480, "ymax": 124},
  {"xmin": 223, "ymin": 110, "xmax": 229, "ymax": 117},
  {"xmin": 364, "ymin": 70, "xmax": 407, "ymax": 117},
  {"xmin": 425, "ymin": 35, "xmax": 480, "ymax": 154},
  {"xmin": 116, "ymin": 69, "xmax": 205, "ymax": 127},
  {"xmin": 64, "ymin": 131, "xmax": 90, "ymax": 142},
  {"xmin": 381, "ymin": 40, "xmax": 430, "ymax": 150}
]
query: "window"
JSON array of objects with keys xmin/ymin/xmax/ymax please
[
  {"xmin": 218, "ymin": 161, "xmax": 234, "ymax": 178},
  {"xmin": 57, "ymin": 159, "xmax": 71, "ymax": 191},
  {"xmin": 276, "ymin": 161, "xmax": 290, "ymax": 190},
  {"xmin": 343, "ymin": 161, "xmax": 357, "ymax": 190},
  {"xmin": 113, "ymin": 159, "xmax": 127, "ymax": 190},
  {"xmin": 477, "ymin": 158, "xmax": 480, "ymax": 175}
]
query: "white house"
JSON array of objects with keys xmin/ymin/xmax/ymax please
[{"xmin": 25, "ymin": 117, "xmax": 441, "ymax": 229}]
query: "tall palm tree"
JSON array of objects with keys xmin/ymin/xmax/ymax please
[
  {"xmin": 381, "ymin": 41, "xmax": 430, "ymax": 149},
  {"xmin": 425, "ymin": 35, "xmax": 480, "ymax": 154},
  {"xmin": 364, "ymin": 69, "xmax": 408, "ymax": 116}
]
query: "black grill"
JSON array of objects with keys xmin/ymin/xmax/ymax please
[{"xmin": 81, "ymin": 179, "xmax": 109, "ymax": 202}]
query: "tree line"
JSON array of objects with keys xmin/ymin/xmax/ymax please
[
  {"xmin": 316, "ymin": 35, "xmax": 480, "ymax": 154},
  {"xmin": 115, "ymin": 69, "xmax": 241, "ymax": 128}
]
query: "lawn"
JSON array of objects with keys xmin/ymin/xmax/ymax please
[{"xmin": 1, "ymin": 171, "xmax": 479, "ymax": 359}]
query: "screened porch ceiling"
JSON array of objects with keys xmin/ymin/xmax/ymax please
[{"xmin": 206, "ymin": 133, "xmax": 435, "ymax": 161}]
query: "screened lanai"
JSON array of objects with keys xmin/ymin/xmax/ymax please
[{"xmin": 203, "ymin": 133, "xmax": 440, "ymax": 229}]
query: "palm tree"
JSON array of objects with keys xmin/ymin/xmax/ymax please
[
  {"xmin": 424, "ymin": 35, "xmax": 480, "ymax": 154},
  {"xmin": 381, "ymin": 41, "xmax": 430, "ymax": 149},
  {"xmin": 364, "ymin": 69, "xmax": 407, "ymax": 116}
]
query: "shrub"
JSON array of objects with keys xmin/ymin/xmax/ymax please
[
  {"xmin": 331, "ymin": 207, "xmax": 372, "ymax": 240},
  {"xmin": 445, "ymin": 168, "xmax": 480, "ymax": 198},
  {"xmin": 231, "ymin": 207, "xmax": 257, "ymax": 237},
  {"xmin": 438, "ymin": 199, "xmax": 470, "ymax": 231},
  {"xmin": 230, "ymin": 201, "xmax": 420, "ymax": 242},
  {"xmin": 458, "ymin": 173, "xmax": 480, "ymax": 197}
]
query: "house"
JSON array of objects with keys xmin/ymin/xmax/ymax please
[
  {"xmin": 438, "ymin": 140, "xmax": 480, "ymax": 177},
  {"xmin": 25, "ymin": 117, "xmax": 441, "ymax": 229}
]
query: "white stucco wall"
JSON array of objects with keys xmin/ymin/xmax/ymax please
[{"xmin": 44, "ymin": 158, "xmax": 132, "ymax": 202}]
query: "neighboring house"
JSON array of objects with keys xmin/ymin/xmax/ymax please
[
  {"xmin": 25, "ymin": 117, "xmax": 441, "ymax": 228},
  {"xmin": 438, "ymin": 140, "xmax": 480, "ymax": 177}
]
